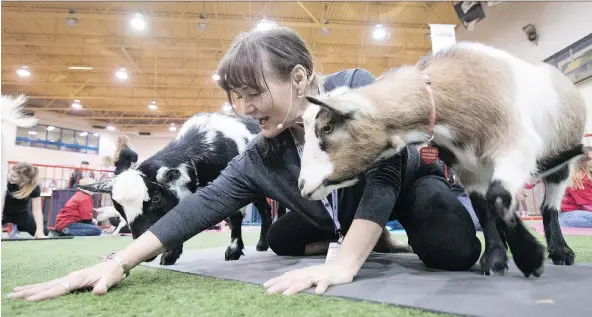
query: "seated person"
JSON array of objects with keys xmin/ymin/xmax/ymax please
[
  {"xmin": 2, "ymin": 162, "xmax": 47, "ymax": 239},
  {"xmin": 560, "ymin": 156, "xmax": 592, "ymax": 228},
  {"xmin": 53, "ymin": 178, "xmax": 103, "ymax": 236}
]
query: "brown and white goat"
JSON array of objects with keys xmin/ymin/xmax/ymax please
[
  {"xmin": 298, "ymin": 42, "xmax": 588, "ymax": 278},
  {"xmin": 1, "ymin": 95, "xmax": 38, "ymax": 218}
]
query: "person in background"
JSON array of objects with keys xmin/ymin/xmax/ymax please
[
  {"xmin": 53, "ymin": 178, "xmax": 103, "ymax": 236},
  {"xmin": 2, "ymin": 162, "xmax": 47, "ymax": 239},
  {"xmin": 69, "ymin": 161, "xmax": 95, "ymax": 188},
  {"xmin": 113, "ymin": 135, "xmax": 138, "ymax": 175},
  {"xmin": 559, "ymin": 156, "xmax": 592, "ymax": 228}
]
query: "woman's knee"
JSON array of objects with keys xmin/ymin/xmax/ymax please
[
  {"xmin": 412, "ymin": 230, "xmax": 482, "ymax": 271},
  {"xmin": 266, "ymin": 223, "xmax": 305, "ymax": 256}
]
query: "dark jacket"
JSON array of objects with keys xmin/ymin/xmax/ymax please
[
  {"xmin": 149, "ymin": 68, "xmax": 447, "ymax": 250},
  {"xmin": 114, "ymin": 145, "xmax": 138, "ymax": 175}
]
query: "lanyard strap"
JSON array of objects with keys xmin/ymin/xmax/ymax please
[{"xmin": 289, "ymin": 129, "xmax": 341, "ymax": 232}]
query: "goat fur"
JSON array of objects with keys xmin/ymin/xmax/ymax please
[
  {"xmin": 299, "ymin": 42, "xmax": 588, "ymax": 278},
  {"xmin": 1, "ymin": 95, "xmax": 38, "ymax": 219}
]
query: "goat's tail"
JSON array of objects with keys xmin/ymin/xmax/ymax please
[{"xmin": 1, "ymin": 94, "xmax": 37, "ymax": 128}]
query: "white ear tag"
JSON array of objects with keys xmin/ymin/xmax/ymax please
[{"xmin": 325, "ymin": 233, "xmax": 344, "ymax": 264}]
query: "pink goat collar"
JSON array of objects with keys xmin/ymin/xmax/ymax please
[{"xmin": 422, "ymin": 73, "xmax": 437, "ymax": 141}]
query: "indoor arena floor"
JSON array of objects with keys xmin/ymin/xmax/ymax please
[{"xmin": 2, "ymin": 229, "xmax": 592, "ymax": 317}]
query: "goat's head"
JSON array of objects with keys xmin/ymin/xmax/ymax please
[
  {"xmin": 78, "ymin": 169, "xmax": 180, "ymax": 260},
  {"xmin": 298, "ymin": 88, "xmax": 395, "ymax": 200}
]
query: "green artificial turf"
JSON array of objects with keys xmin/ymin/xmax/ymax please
[{"xmin": 2, "ymin": 231, "xmax": 592, "ymax": 317}]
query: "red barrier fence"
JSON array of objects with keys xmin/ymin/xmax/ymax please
[{"xmin": 3, "ymin": 161, "xmax": 115, "ymax": 232}]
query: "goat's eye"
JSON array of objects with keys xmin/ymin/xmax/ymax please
[
  {"xmin": 151, "ymin": 195, "xmax": 160, "ymax": 203},
  {"xmin": 321, "ymin": 125, "xmax": 333, "ymax": 134}
]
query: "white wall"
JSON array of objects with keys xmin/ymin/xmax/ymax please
[
  {"xmin": 7, "ymin": 111, "xmax": 174, "ymax": 169},
  {"xmin": 455, "ymin": 1, "xmax": 592, "ymax": 133},
  {"xmin": 456, "ymin": 2, "xmax": 592, "ymax": 63}
]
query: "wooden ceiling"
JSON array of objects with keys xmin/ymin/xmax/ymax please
[{"xmin": 1, "ymin": 1, "xmax": 459, "ymax": 132}]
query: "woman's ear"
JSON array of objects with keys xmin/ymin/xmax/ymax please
[{"xmin": 291, "ymin": 65, "xmax": 308, "ymax": 97}]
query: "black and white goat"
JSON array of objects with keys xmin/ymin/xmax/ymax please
[
  {"xmin": 1, "ymin": 95, "xmax": 38, "ymax": 217},
  {"xmin": 298, "ymin": 42, "xmax": 589, "ymax": 278},
  {"xmin": 80, "ymin": 112, "xmax": 284, "ymax": 265}
]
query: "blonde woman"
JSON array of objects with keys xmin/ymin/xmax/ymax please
[
  {"xmin": 113, "ymin": 135, "xmax": 138, "ymax": 175},
  {"xmin": 2, "ymin": 162, "xmax": 47, "ymax": 238},
  {"xmin": 560, "ymin": 156, "xmax": 592, "ymax": 228}
]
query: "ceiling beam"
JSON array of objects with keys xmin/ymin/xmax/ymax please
[
  {"xmin": 25, "ymin": 95, "xmax": 224, "ymax": 101},
  {"xmin": 2, "ymin": 11, "xmax": 432, "ymax": 34}
]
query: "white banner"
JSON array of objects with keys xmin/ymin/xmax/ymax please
[{"xmin": 429, "ymin": 24, "xmax": 457, "ymax": 54}]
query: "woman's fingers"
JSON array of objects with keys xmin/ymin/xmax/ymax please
[
  {"xmin": 315, "ymin": 280, "xmax": 330, "ymax": 294},
  {"xmin": 282, "ymin": 278, "xmax": 316, "ymax": 296},
  {"xmin": 25, "ymin": 283, "xmax": 72, "ymax": 302}
]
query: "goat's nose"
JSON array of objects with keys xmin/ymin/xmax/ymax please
[{"xmin": 298, "ymin": 180, "xmax": 305, "ymax": 192}]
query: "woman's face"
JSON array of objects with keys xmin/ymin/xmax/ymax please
[
  {"xmin": 233, "ymin": 80, "xmax": 294, "ymax": 138},
  {"xmin": 8, "ymin": 169, "xmax": 22, "ymax": 185},
  {"xmin": 232, "ymin": 68, "xmax": 311, "ymax": 138}
]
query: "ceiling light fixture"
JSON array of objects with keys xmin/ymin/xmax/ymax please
[
  {"xmin": 169, "ymin": 123, "xmax": 177, "ymax": 132},
  {"xmin": 68, "ymin": 66, "xmax": 93, "ymax": 70},
  {"xmin": 71, "ymin": 99, "xmax": 83, "ymax": 110},
  {"xmin": 130, "ymin": 12, "xmax": 146, "ymax": 30},
  {"xmin": 46, "ymin": 126, "xmax": 56, "ymax": 132},
  {"xmin": 148, "ymin": 100, "xmax": 157, "ymax": 110},
  {"xmin": 80, "ymin": 131, "xmax": 89, "ymax": 137},
  {"xmin": 93, "ymin": 132, "xmax": 99, "ymax": 137},
  {"xmin": 255, "ymin": 18, "xmax": 277, "ymax": 32},
  {"xmin": 28, "ymin": 130, "xmax": 37, "ymax": 135},
  {"xmin": 211, "ymin": 73, "xmax": 221, "ymax": 81},
  {"xmin": 372, "ymin": 24, "xmax": 389, "ymax": 41},
  {"xmin": 16, "ymin": 66, "xmax": 31, "ymax": 77},
  {"xmin": 106, "ymin": 125, "xmax": 116, "ymax": 131},
  {"xmin": 116, "ymin": 68, "xmax": 129, "ymax": 80}
]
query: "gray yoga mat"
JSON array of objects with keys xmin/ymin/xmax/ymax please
[{"xmin": 142, "ymin": 246, "xmax": 592, "ymax": 317}]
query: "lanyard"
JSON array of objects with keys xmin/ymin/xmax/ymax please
[{"xmin": 289, "ymin": 129, "xmax": 341, "ymax": 232}]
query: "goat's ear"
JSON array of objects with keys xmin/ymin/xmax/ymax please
[
  {"xmin": 77, "ymin": 179, "xmax": 113, "ymax": 193},
  {"xmin": 305, "ymin": 96, "xmax": 352, "ymax": 118},
  {"xmin": 165, "ymin": 168, "xmax": 181, "ymax": 182}
]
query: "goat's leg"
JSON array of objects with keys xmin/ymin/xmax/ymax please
[
  {"xmin": 253, "ymin": 198, "xmax": 272, "ymax": 252},
  {"xmin": 541, "ymin": 164, "xmax": 575, "ymax": 265},
  {"xmin": 224, "ymin": 211, "xmax": 245, "ymax": 261},
  {"xmin": 469, "ymin": 192, "xmax": 509, "ymax": 276},
  {"xmin": 160, "ymin": 244, "xmax": 184, "ymax": 265},
  {"xmin": 486, "ymin": 159, "xmax": 546, "ymax": 277}
]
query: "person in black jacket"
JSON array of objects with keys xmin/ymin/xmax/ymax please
[
  {"xmin": 9, "ymin": 26, "xmax": 481, "ymax": 301},
  {"xmin": 113, "ymin": 135, "xmax": 138, "ymax": 175}
]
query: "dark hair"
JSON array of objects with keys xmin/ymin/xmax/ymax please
[{"xmin": 216, "ymin": 26, "xmax": 317, "ymax": 162}]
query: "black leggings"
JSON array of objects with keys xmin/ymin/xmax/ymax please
[
  {"xmin": 267, "ymin": 175, "xmax": 481, "ymax": 271},
  {"xmin": 2, "ymin": 212, "xmax": 48, "ymax": 236}
]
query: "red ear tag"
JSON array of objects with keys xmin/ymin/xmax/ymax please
[{"xmin": 420, "ymin": 146, "xmax": 439, "ymax": 164}]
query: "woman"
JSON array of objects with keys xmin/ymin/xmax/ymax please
[
  {"xmin": 2, "ymin": 162, "xmax": 47, "ymax": 239},
  {"xmin": 8, "ymin": 26, "xmax": 481, "ymax": 302},
  {"xmin": 559, "ymin": 156, "xmax": 592, "ymax": 228},
  {"xmin": 113, "ymin": 135, "xmax": 138, "ymax": 175}
]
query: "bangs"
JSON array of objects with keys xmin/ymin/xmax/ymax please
[{"xmin": 217, "ymin": 38, "xmax": 267, "ymax": 95}]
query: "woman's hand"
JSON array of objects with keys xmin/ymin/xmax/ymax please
[
  {"xmin": 34, "ymin": 230, "xmax": 47, "ymax": 239},
  {"xmin": 7, "ymin": 259, "xmax": 125, "ymax": 302},
  {"xmin": 263, "ymin": 263, "xmax": 355, "ymax": 296}
]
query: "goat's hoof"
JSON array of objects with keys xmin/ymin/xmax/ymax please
[
  {"xmin": 507, "ymin": 229, "xmax": 546, "ymax": 277},
  {"xmin": 480, "ymin": 246, "xmax": 508, "ymax": 276},
  {"xmin": 549, "ymin": 244, "xmax": 575, "ymax": 265},
  {"xmin": 256, "ymin": 240, "xmax": 269, "ymax": 252},
  {"xmin": 225, "ymin": 245, "xmax": 245, "ymax": 261},
  {"xmin": 160, "ymin": 250, "xmax": 181, "ymax": 266}
]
